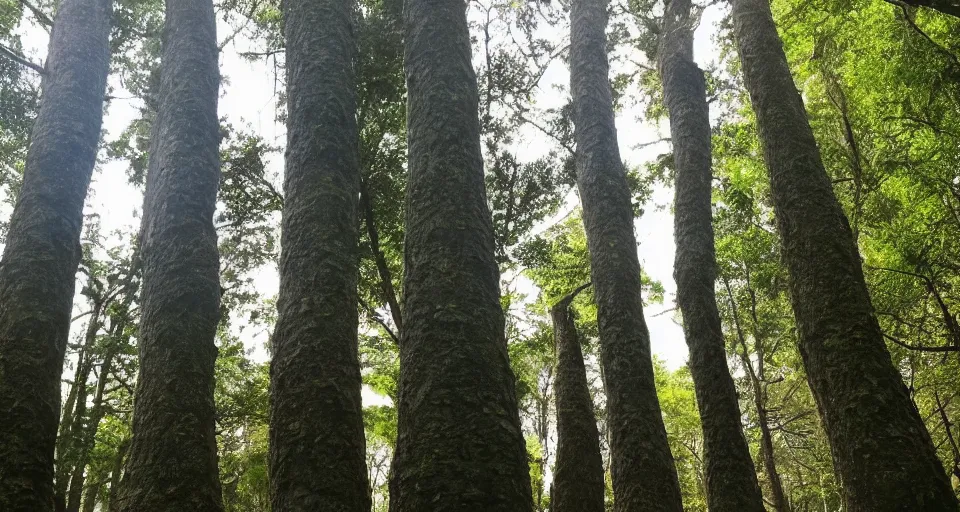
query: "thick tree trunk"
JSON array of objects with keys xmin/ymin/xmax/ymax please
[
  {"xmin": 730, "ymin": 0, "xmax": 958, "ymax": 509},
  {"xmin": 569, "ymin": 0, "xmax": 683, "ymax": 509},
  {"xmin": 551, "ymin": 285, "xmax": 605, "ymax": 512},
  {"xmin": 115, "ymin": 0, "xmax": 223, "ymax": 508},
  {"xmin": 658, "ymin": 2, "xmax": 765, "ymax": 510},
  {"xmin": 388, "ymin": 0, "xmax": 532, "ymax": 509},
  {"xmin": 268, "ymin": 0, "xmax": 370, "ymax": 509},
  {"xmin": 0, "ymin": 0, "xmax": 110, "ymax": 508}
]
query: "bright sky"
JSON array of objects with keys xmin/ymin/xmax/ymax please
[{"xmin": 11, "ymin": 3, "xmax": 729, "ymax": 397}]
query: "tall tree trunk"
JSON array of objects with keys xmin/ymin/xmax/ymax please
[
  {"xmin": 0, "ymin": 0, "xmax": 111, "ymax": 508},
  {"xmin": 569, "ymin": 0, "xmax": 683, "ymax": 509},
  {"xmin": 551, "ymin": 284, "xmax": 605, "ymax": 512},
  {"xmin": 388, "ymin": 0, "xmax": 532, "ymax": 509},
  {"xmin": 268, "ymin": 0, "xmax": 370, "ymax": 509},
  {"xmin": 730, "ymin": 0, "xmax": 958, "ymax": 509},
  {"xmin": 115, "ymin": 0, "xmax": 223, "ymax": 508},
  {"xmin": 658, "ymin": 2, "xmax": 765, "ymax": 510}
]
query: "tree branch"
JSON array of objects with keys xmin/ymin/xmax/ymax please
[
  {"xmin": 883, "ymin": 332, "xmax": 960, "ymax": 353},
  {"xmin": 20, "ymin": 0, "xmax": 54, "ymax": 28},
  {"xmin": 0, "ymin": 43, "xmax": 44, "ymax": 74}
]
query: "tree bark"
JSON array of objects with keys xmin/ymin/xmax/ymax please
[
  {"xmin": 551, "ymin": 284, "xmax": 605, "ymax": 512},
  {"xmin": 658, "ymin": 2, "xmax": 765, "ymax": 510},
  {"xmin": 730, "ymin": 0, "xmax": 958, "ymax": 509},
  {"xmin": 388, "ymin": 0, "xmax": 532, "ymax": 509},
  {"xmin": 0, "ymin": 0, "xmax": 111, "ymax": 507},
  {"xmin": 268, "ymin": 0, "xmax": 370, "ymax": 509},
  {"xmin": 569, "ymin": 0, "xmax": 683, "ymax": 509},
  {"xmin": 115, "ymin": 0, "xmax": 223, "ymax": 508}
]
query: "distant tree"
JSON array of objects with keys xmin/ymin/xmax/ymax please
[{"xmin": 551, "ymin": 283, "xmax": 605, "ymax": 512}]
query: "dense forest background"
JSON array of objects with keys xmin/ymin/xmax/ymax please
[{"xmin": 1, "ymin": 0, "xmax": 958, "ymax": 509}]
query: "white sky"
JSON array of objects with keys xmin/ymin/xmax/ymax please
[{"xmin": 10, "ymin": 3, "xmax": 729, "ymax": 403}]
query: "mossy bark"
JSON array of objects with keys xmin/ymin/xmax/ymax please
[
  {"xmin": 0, "ymin": 0, "xmax": 111, "ymax": 508},
  {"xmin": 570, "ymin": 0, "xmax": 683, "ymax": 509},
  {"xmin": 551, "ymin": 287, "xmax": 605, "ymax": 512},
  {"xmin": 115, "ymin": 0, "xmax": 223, "ymax": 509},
  {"xmin": 388, "ymin": 0, "xmax": 532, "ymax": 509},
  {"xmin": 730, "ymin": 0, "xmax": 959, "ymax": 509},
  {"xmin": 658, "ymin": 1, "xmax": 765, "ymax": 510},
  {"xmin": 268, "ymin": 0, "xmax": 370, "ymax": 509}
]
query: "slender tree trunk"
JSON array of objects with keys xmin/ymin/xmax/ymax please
[
  {"xmin": 80, "ymin": 481, "xmax": 100, "ymax": 512},
  {"xmin": 268, "ymin": 0, "xmax": 370, "ymax": 509},
  {"xmin": 569, "ymin": 0, "xmax": 683, "ymax": 509},
  {"xmin": 725, "ymin": 277, "xmax": 791, "ymax": 512},
  {"xmin": 0, "ymin": 0, "xmax": 110, "ymax": 508},
  {"xmin": 360, "ymin": 177, "xmax": 403, "ymax": 333},
  {"xmin": 56, "ymin": 305, "xmax": 101, "ymax": 512},
  {"xmin": 551, "ymin": 284, "xmax": 605, "ymax": 512},
  {"xmin": 730, "ymin": 0, "xmax": 958, "ymax": 509},
  {"xmin": 658, "ymin": 2, "xmax": 765, "ymax": 510},
  {"xmin": 388, "ymin": 0, "xmax": 532, "ymax": 509},
  {"xmin": 105, "ymin": 439, "xmax": 128, "ymax": 512},
  {"xmin": 115, "ymin": 0, "xmax": 223, "ymax": 508},
  {"xmin": 66, "ymin": 343, "xmax": 118, "ymax": 512}
]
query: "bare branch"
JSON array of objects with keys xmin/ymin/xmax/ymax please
[{"xmin": 0, "ymin": 43, "xmax": 44, "ymax": 74}]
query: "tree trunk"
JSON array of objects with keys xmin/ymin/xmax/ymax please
[
  {"xmin": 115, "ymin": 0, "xmax": 223, "ymax": 508},
  {"xmin": 105, "ymin": 439, "xmax": 128, "ymax": 512},
  {"xmin": 80, "ymin": 481, "xmax": 100, "ymax": 512},
  {"xmin": 66, "ymin": 342, "xmax": 118, "ymax": 512},
  {"xmin": 725, "ymin": 277, "xmax": 791, "ymax": 512},
  {"xmin": 569, "ymin": 0, "xmax": 683, "ymax": 509},
  {"xmin": 0, "ymin": 0, "xmax": 111, "ymax": 508},
  {"xmin": 551, "ymin": 284, "xmax": 605, "ymax": 512},
  {"xmin": 388, "ymin": 0, "xmax": 532, "ymax": 509},
  {"xmin": 730, "ymin": 0, "xmax": 958, "ymax": 509},
  {"xmin": 658, "ymin": 1, "xmax": 765, "ymax": 510},
  {"xmin": 268, "ymin": 0, "xmax": 370, "ymax": 509}
]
